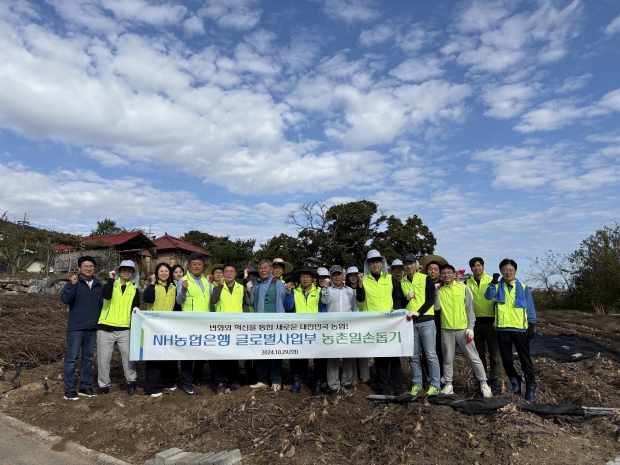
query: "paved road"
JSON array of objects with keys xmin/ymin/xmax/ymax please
[{"xmin": 0, "ymin": 419, "xmax": 94, "ymax": 465}]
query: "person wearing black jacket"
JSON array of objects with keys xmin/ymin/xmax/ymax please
[
  {"xmin": 60, "ymin": 256, "xmax": 103, "ymax": 400},
  {"xmin": 400, "ymin": 254, "xmax": 440, "ymax": 396}
]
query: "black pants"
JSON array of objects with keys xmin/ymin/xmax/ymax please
[
  {"xmin": 422, "ymin": 311, "xmax": 444, "ymax": 379},
  {"xmin": 180, "ymin": 360, "xmax": 206, "ymax": 386},
  {"xmin": 290, "ymin": 359, "xmax": 309, "ymax": 378},
  {"xmin": 312, "ymin": 358, "xmax": 327, "ymax": 382},
  {"xmin": 212, "ymin": 360, "xmax": 240, "ymax": 385},
  {"xmin": 144, "ymin": 360, "xmax": 178, "ymax": 394},
  {"xmin": 497, "ymin": 331, "xmax": 535, "ymax": 383},
  {"xmin": 375, "ymin": 357, "xmax": 403, "ymax": 395}
]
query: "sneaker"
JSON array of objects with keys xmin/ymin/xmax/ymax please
[
  {"xmin": 441, "ymin": 384, "xmax": 454, "ymax": 395},
  {"xmin": 180, "ymin": 384, "xmax": 197, "ymax": 396},
  {"xmin": 250, "ymin": 381, "xmax": 269, "ymax": 389},
  {"xmin": 150, "ymin": 392, "xmax": 163, "ymax": 398},
  {"xmin": 99, "ymin": 386, "xmax": 110, "ymax": 395},
  {"xmin": 480, "ymin": 383, "xmax": 493, "ymax": 398},
  {"xmin": 127, "ymin": 382, "xmax": 137, "ymax": 396},
  {"xmin": 410, "ymin": 385, "xmax": 423, "ymax": 396},
  {"xmin": 229, "ymin": 382, "xmax": 242, "ymax": 391},
  {"xmin": 168, "ymin": 386, "xmax": 177, "ymax": 391},
  {"xmin": 78, "ymin": 388, "xmax": 97, "ymax": 397},
  {"xmin": 216, "ymin": 383, "xmax": 226, "ymax": 395},
  {"xmin": 329, "ymin": 387, "xmax": 340, "ymax": 395},
  {"xmin": 426, "ymin": 386, "xmax": 440, "ymax": 396},
  {"xmin": 64, "ymin": 391, "xmax": 79, "ymax": 401},
  {"xmin": 342, "ymin": 384, "xmax": 355, "ymax": 391},
  {"xmin": 488, "ymin": 379, "xmax": 501, "ymax": 391},
  {"xmin": 271, "ymin": 384, "xmax": 281, "ymax": 393}
]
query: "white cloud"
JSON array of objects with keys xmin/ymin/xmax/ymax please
[
  {"xmin": 555, "ymin": 73, "xmax": 592, "ymax": 94},
  {"xmin": 603, "ymin": 14, "xmax": 620, "ymax": 36},
  {"xmin": 83, "ymin": 148, "xmax": 129, "ymax": 167},
  {"xmin": 388, "ymin": 56, "xmax": 445, "ymax": 83},
  {"xmin": 183, "ymin": 15, "xmax": 205, "ymax": 36},
  {"xmin": 101, "ymin": 0, "xmax": 188, "ymax": 26},
  {"xmin": 198, "ymin": 0, "xmax": 261, "ymax": 31},
  {"xmin": 482, "ymin": 82, "xmax": 538, "ymax": 119},
  {"xmin": 315, "ymin": 0, "xmax": 381, "ymax": 24}
]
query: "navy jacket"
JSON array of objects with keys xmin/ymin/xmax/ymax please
[{"xmin": 61, "ymin": 275, "xmax": 103, "ymax": 331}]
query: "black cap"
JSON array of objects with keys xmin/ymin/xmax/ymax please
[{"xmin": 402, "ymin": 253, "xmax": 418, "ymax": 263}]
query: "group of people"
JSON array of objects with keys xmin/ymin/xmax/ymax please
[{"xmin": 60, "ymin": 249, "xmax": 538, "ymax": 404}]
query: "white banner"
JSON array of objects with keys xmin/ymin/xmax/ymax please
[{"xmin": 129, "ymin": 311, "xmax": 414, "ymax": 361}]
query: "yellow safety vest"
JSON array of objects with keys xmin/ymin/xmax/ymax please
[
  {"xmin": 364, "ymin": 272, "xmax": 393, "ymax": 311},
  {"xmin": 439, "ymin": 282, "xmax": 468, "ymax": 330},
  {"xmin": 181, "ymin": 272, "xmax": 211, "ymax": 312},
  {"xmin": 215, "ymin": 282, "xmax": 244, "ymax": 313},
  {"xmin": 492, "ymin": 281, "xmax": 529, "ymax": 330},
  {"xmin": 466, "ymin": 273, "xmax": 494, "ymax": 318},
  {"xmin": 401, "ymin": 271, "xmax": 432, "ymax": 315},
  {"xmin": 293, "ymin": 284, "xmax": 320, "ymax": 313},
  {"xmin": 147, "ymin": 282, "xmax": 176, "ymax": 311},
  {"xmin": 99, "ymin": 281, "xmax": 135, "ymax": 328}
]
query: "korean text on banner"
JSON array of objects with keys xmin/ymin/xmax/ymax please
[{"xmin": 129, "ymin": 311, "xmax": 414, "ymax": 361}]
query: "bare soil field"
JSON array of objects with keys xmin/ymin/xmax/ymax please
[{"xmin": 1, "ymin": 294, "xmax": 620, "ymax": 465}]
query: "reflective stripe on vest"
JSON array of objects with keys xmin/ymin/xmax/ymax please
[
  {"xmin": 147, "ymin": 282, "xmax": 176, "ymax": 311},
  {"xmin": 400, "ymin": 272, "xmax": 432, "ymax": 315},
  {"xmin": 181, "ymin": 272, "xmax": 211, "ymax": 312},
  {"xmin": 293, "ymin": 284, "xmax": 320, "ymax": 313},
  {"xmin": 99, "ymin": 281, "xmax": 135, "ymax": 327},
  {"xmin": 216, "ymin": 282, "xmax": 244, "ymax": 313},
  {"xmin": 364, "ymin": 273, "xmax": 393, "ymax": 311},
  {"xmin": 493, "ymin": 281, "xmax": 528, "ymax": 330},
  {"xmin": 438, "ymin": 282, "xmax": 468, "ymax": 330},
  {"xmin": 466, "ymin": 273, "xmax": 494, "ymax": 318}
]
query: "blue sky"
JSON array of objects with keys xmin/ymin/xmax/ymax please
[{"xmin": 1, "ymin": 0, "xmax": 619, "ymax": 274}]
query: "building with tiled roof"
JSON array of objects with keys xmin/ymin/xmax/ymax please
[{"xmin": 154, "ymin": 233, "xmax": 211, "ymax": 268}]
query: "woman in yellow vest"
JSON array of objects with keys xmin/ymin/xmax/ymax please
[
  {"xmin": 97, "ymin": 260, "xmax": 140, "ymax": 396},
  {"xmin": 346, "ymin": 266, "xmax": 370, "ymax": 385},
  {"xmin": 485, "ymin": 258, "xmax": 537, "ymax": 403},
  {"xmin": 142, "ymin": 263, "xmax": 178, "ymax": 397},
  {"xmin": 438, "ymin": 264, "xmax": 492, "ymax": 398},
  {"xmin": 210, "ymin": 262, "xmax": 243, "ymax": 395}
]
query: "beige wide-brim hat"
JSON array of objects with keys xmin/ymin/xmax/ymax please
[
  {"xmin": 419, "ymin": 255, "xmax": 448, "ymax": 271},
  {"xmin": 205, "ymin": 263, "xmax": 224, "ymax": 276},
  {"xmin": 272, "ymin": 258, "xmax": 293, "ymax": 274}
]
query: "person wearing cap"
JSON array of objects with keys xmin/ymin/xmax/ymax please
[
  {"xmin": 60, "ymin": 255, "xmax": 103, "ymax": 401},
  {"xmin": 316, "ymin": 267, "xmax": 330, "ymax": 312},
  {"xmin": 272, "ymin": 258, "xmax": 293, "ymax": 283},
  {"xmin": 210, "ymin": 262, "xmax": 243, "ymax": 395},
  {"xmin": 438, "ymin": 264, "xmax": 492, "ymax": 398},
  {"xmin": 400, "ymin": 253, "xmax": 440, "ymax": 397},
  {"xmin": 357, "ymin": 250, "xmax": 405, "ymax": 396},
  {"xmin": 97, "ymin": 260, "xmax": 140, "ymax": 396},
  {"xmin": 176, "ymin": 252, "xmax": 213, "ymax": 395},
  {"xmin": 245, "ymin": 259, "xmax": 287, "ymax": 392},
  {"xmin": 205, "ymin": 263, "xmax": 224, "ymax": 311},
  {"xmin": 345, "ymin": 266, "xmax": 369, "ymax": 383},
  {"xmin": 466, "ymin": 257, "xmax": 501, "ymax": 391},
  {"xmin": 321, "ymin": 265, "xmax": 358, "ymax": 394},
  {"xmin": 390, "ymin": 259, "xmax": 405, "ymax": 283},
  {"xmin": 284, "ymin": 267, "xmax": 323, "ymax": 394},
  {"xmin": 485, "ymin": 259, "xmax": 537, "ymax": 403}
]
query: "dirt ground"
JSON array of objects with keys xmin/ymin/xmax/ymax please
[{"xmin": 1, "ymin": 294, "xmax": 620, "ymax": 465}]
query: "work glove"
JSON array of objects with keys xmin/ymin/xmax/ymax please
[
  {"xmin": 323, "ymin": 278, "xmax": 331, "ymax": 288},
  {"xmin": 246, "ymin": 281, "xmax": 254, "ymax": 291},
  {"xmin": 526, "ymin": 324, "xmax": 536, "ymax": 340},
  {"xmin": 406, "ymin": 311, "xmax": 419, "ymax": 321},
  {"xmin": 491, "ymin": 273, "xmax": 500, "ymax": 285},
  {"xmin": 407, "ymin": 291, "xmax": 416, "ymax": 300},
  {"xmin": 465, "ymin": 328, "xmax": 474, "ymax": 343},
  {"xmin": 109, "ymin": 270, "xmax": 116, "ymax": 279}
]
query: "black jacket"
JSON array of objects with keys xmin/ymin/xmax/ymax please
[{"xmin": 60, "ymin": 275, "xmax": 103, "ymax": 331}]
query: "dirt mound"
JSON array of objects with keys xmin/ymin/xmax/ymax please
[{"xmin": 1, "ymin": 297, "xmax": 620, "ymax": 464}]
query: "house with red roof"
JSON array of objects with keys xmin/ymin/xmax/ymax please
[{"xmin": 154, "ymin": 233, "xmax": 212, "ymax": 268}]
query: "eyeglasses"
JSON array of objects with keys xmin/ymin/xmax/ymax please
[{"xmin": 81, "ymin": 265, "xmax": 95, "ymax": 269}]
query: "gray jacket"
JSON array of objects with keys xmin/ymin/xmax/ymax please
[{"xmin": 321, "ymin": 284, "xmax": 358, "ymax": 312}]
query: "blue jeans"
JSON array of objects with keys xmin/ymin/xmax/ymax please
[
  {"xmin": 64, "ymin": 329, "xmax": 97, "ymax": 392},
  {"xmin": 254, "ymin": 359, "xmax": 282, "ymax": 385},
  {"xmin": 409, "ymin": 320, "xmax": 440, "ymax": 389}
]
